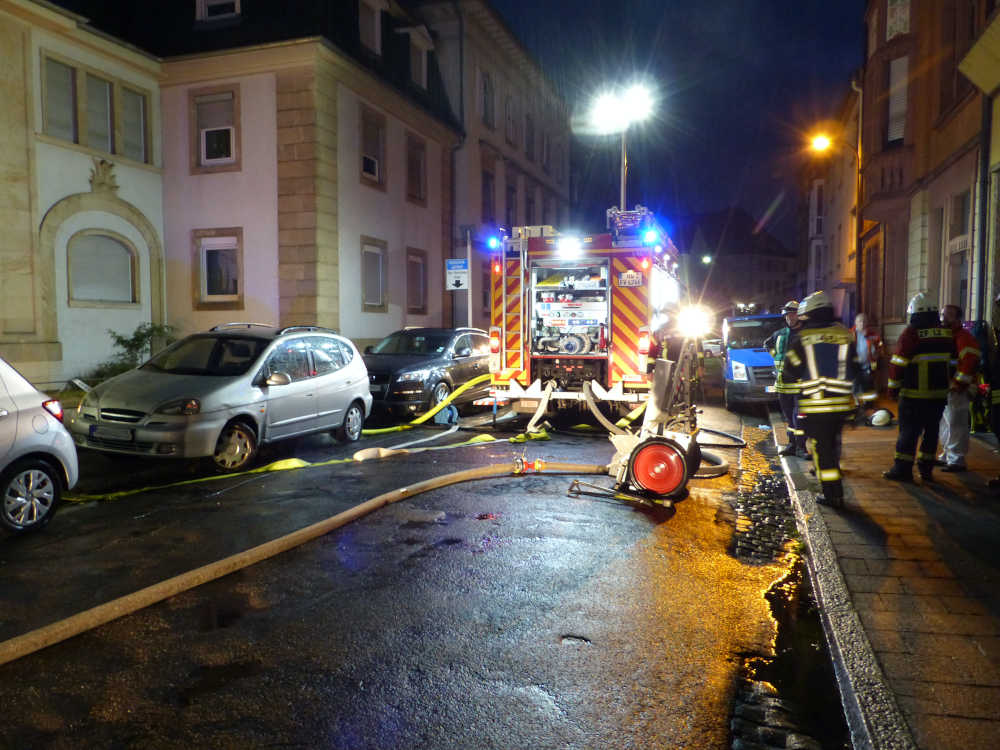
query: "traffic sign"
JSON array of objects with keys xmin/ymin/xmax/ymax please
[{"xmin": 446, "ymin": 258, "xmax": 469, "ymax": 291}]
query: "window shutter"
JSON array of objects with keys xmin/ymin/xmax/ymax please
[
  {"xmin": 887, "ymin": 56, "xmax": 907, "ymax": 143},
  {"xmin": 45, "ymin": 58, "xmax": 77, "ymax": 142}
]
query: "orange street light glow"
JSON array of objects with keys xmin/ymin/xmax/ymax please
[{"xmin": 810, "ymin": 134, "xmax": 832, "ymax": 152}]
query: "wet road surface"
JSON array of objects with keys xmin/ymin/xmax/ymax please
[{"xmin": 0, "ymin": 404, "xmax": 792, "ymax": 749}]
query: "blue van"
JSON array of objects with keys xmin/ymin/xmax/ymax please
[{"xmin": 721, "ymin": 313, "xmax": 786, "ymax": 410}]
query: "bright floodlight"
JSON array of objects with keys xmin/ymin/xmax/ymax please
[
  {"xmin": 557, "ymin": 236, "xmax": 582, "ymax": 258},
  {"xmin": 810, "ymin": 134, "xmax": 832, "ymax": 153},
  {"xmin": 677, "ymin": 305, "xmax": 712, "ymax": 339},
  {"xmin": 622, "ymin": 84, "xmax": 654, "ymax": 122},
  {"xmin": 590, "ymin": 93, "xmax": 628, "ymax": 134},
  {"xmin": 701, "ymin": 254, "xmax": 713, "ymax": 265}
]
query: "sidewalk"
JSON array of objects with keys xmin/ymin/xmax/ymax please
[{"xmin": 772, "ymin": 410, "xmax": 1000, "ymax": 750}]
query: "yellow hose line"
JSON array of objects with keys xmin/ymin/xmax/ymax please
[
  {"xmin": 360, "ymin": 372, "xmax": 492, "ymax": 435},
  {"xmin": 615, "ymin": 401, "xmax": 647, "ymax": 428},
  {"xmin": 0, "ymin": 459, "xmax": 607, "ymax": 667}
]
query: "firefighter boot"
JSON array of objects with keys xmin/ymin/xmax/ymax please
[
  {"xmin": 816, "ymin": 494, "xmax": 844, "ymax": 509},
  {"xmin": 918, "ymin": 462, "xmax": 935, "ymax": 483},
  {"xmin": 883, "ymin": 462, "xmax": 913, "ymax": 482},
  {"xmin": 778, "ymin": 443, "xmax": 797, "ymax": 457}
]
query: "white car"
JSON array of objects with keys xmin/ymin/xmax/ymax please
[
  {"xmin": 67, "ymin": 324, "xmax": 373, "ymax": 472},
  {"xmin": 702, "ymin": 338, "xmax": 723, "ymax": 357},
  {"xmin": 0, "ymin": 357, "xmax": 79, "ymax": 533}
]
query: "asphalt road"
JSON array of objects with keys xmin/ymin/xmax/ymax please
[{"xmin": 0, "ymin": 395, "xmax": 792, "ymax": 749}]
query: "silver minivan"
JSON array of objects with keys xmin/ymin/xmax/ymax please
[
  {"xmin": 67, "ymin": 324, "xmax": 373, "ymax": 472},
  {"xmin": 1, "ymin": 356, "xmax": 79, "ymax": 533}
]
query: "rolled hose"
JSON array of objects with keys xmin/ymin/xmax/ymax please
[
  {"xmin": 0, "ymin": 458, "xmax": 606, "ymax": 667},
  {"xmin": 361, "ymin": 372, "xmax": 492, "ymax": 436}
]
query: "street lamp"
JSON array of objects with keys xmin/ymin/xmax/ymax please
[
  {"xmin": 589, "ymin": 83, "xmax": 655, "ymax": 210},
  {"xmin": 701, "ymin": 254, "xmax": 713, "ymax": 265}
]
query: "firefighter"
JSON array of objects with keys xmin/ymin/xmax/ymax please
[
  {"xmin": 988, "ymin": 293, "xmax": 1000, "ymax": 491},
  {"xmin": 883, "ymin": 292, "xmax": 955, "ymax": 483},
  {"xmin": 765, "ymin": 300, "xmax": 804, "ymax": 457},
  {"xmin": 936, "ymin": 305, "xmax": 981, "ymax": 472},
  {"xmin": 782, "ymin": 291, "xmax": 870, "ymax": 508}
]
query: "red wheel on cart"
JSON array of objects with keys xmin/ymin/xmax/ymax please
[{"xmin": 627, "ymin": 438, "xmax": 689, "ymax": 497}]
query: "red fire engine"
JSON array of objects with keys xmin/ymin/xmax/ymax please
[{"xmin": 488, "ymin": 206, "xmax": 682, "ymax": 417}]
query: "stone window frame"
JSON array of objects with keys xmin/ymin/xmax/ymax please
[
  {"xmin": 360, "ymin": 104, "xmax": 387, "ymax": 191},
  {"xmin": 66, "ymin": 228, "xmax": 140, "ymax": 309},
  {"xmin": 189, "ymin": 83, "xmax": 242, "ymax": 175},
  {"xmin": 406, "ymin": 131, "xmax": 428, "ymax": 206},
  {"xmin": 191, "ymin": 227, "xmax": 245, "ymax": 311},
  {"xmin": 40, "ymin": 49, "xmax": 154, "ymax": 165},
  {"xmin": 406, "ymin": 247, "xmax": 428, "ymax": 315},
  {"xmin": 361, "ymin": 235, "xmax": 388, "ymax": 313}
]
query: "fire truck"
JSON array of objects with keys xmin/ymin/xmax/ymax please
[{"xmin": 487, "ymin": 206, "xmax": 683, "ymax": 418}]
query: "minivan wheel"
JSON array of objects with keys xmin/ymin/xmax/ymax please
[
  {"xmin": 431, "ymin": 381, "xmax": 451, "ymax": 408},
  {"xmin": 336, "ymin": 402, "xmax": 364, "ymax": 442},
  {"xmin": 213, "ymin": 421, "xmax": 258, "ymax": 472},
  {"xmin": 0, "ymin": 459, "xmax": 61, "ymax": 533}
]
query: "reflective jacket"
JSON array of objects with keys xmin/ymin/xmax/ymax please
[
  {"xmin": 888, "ymin": 321, "xmax": 955, "ymax": 399},
  {"xmin": 950, "ymin": 325, "xmax": 981, "ymax": 388},
  {"xmin": 765, "ymin": 325, "xmax": 798, "ymax": 393},
  {"xmin": 782, "ymin": 321, "xmax": 871, "ymax": 414}
]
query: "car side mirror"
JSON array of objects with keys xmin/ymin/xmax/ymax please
[
  {"xmin": 455, "ymin": 347, "xmax": 472, "ymax": 358},
  {"xmin": 266, "ymin": 372, "xmax": 292, "ymax": 386},
  {"xmin": 364, "ymin": 345, "xmax": 374, "ymax": 354}
]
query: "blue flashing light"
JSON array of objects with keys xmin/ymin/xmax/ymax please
[
  {"xmin": 486, "ymin": 236, "xmax": 501, "ymax": 250},
  {"xmin": 642, "ymin": 229, "xmax": 659, "ymax": 245}
]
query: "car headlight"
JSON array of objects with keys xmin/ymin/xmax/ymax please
[
  {"xmin": 396, "ymin": 369, "xmax": 430, "ymax": 383},
  {"xmin": 156, "ymin": 398, "xmax": 201, "ymax": 415},
  {"xmin": 731, "ymin": 361, "xmax": 748, "ymax": 382}
]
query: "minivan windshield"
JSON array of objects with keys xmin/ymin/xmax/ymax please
[
  {"xmin": 143, "ymin": 335, "xmax": 268, "ymax": 376},
  {"xmin": 370, "ymin": 331, "xmax": 452, "ymax": 356},
  {"xmin": 724, "ymin": 318, "xmax": 785, "ymax": 350}
]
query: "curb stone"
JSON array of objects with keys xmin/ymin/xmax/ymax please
[{"xmin": 768, "ymin": 410, "xmax": 916, "ymax": 750}]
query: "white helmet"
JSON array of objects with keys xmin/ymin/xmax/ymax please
[
  {"xmin": 798, "ymin": 291, "xmax": 832, "ymax": 318},
  {"xmin": 870, "ymin": 409, "xmax": 892, "ymax": 427},
  {"xmin": 906, "ymin": 291, "xmax": 938, "ymax": 316}
]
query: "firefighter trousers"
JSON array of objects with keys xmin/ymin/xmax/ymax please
[
  {"xmin": 893, "ymin": 396, "xmax": 946, "ymax": 472},
  {"xmin": 937, "ymin": 389, "xmax": 971, "ymax": 467},
  {"xmin": 799, "ymin": 411, "xmax": 850, "ymax": 502},
  {"xmin": 778, "ymin": 392, "xmax": 804, "ymax": 451}
]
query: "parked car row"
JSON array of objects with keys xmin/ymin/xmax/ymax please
[{"xmin": 1, "ymin": 324, "xmax": 492, "ymax": 534}]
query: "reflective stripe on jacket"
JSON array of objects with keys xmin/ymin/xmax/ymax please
[
  {"xmin": 887, "ymin": 325, "xmax": 955, "ymax": 399},
  {"xmin": 782, "ymin": 323, "xmax": 870, "ymax": 414}
]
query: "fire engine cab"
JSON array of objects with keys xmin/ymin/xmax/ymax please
[{"xmin": 488, "ymin": 206, "xmax": 682, "ymax": 417}]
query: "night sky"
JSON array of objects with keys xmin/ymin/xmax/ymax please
[{"xmin": 490, "ymin": 0, "xmax": 867, "ymax": 247}]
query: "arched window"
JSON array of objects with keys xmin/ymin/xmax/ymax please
[{"xmin": 68, "ymin": 232, "xmax": 136, "ymax": 304}]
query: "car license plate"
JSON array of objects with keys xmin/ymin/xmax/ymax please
[
  {"xmin": 370, "ymin": 384, "xmax": 385, "ymax": 393},
  {"xmin": 90, "ymin": 424, "xmax": 133, "ymax": 442}
]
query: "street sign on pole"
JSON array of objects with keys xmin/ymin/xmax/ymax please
[{"xmin": 446, "ymin": 258, "xmax": 469, "ymax": 291}]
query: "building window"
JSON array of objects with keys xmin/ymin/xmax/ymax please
[
  {"xmin": 541, "ymin": 131, "xmax": 550, "ymax": 172},
  {"xmin": 43, "ymin": 54, "xmax": 151, "ymax": 163},
  {"xmin": 196, "ymin": 0, "xmax": 241, "ymax": 21},
  {"xmin": 542, "ymin": 194, "xmax": 552, "ymax": 225},
  {"xmin": 190, "ymin": 85, "xmax": 240, "ymax": 173},
  {"xmin": 482, "ymin": 170, "xmax": 495, "ymax": 224},
  {"xmin": 887, "ymin": 56, "xmax": 908, "ymax": 145},
  {"xmin": 525, "ymin": 192, "xmax": 535, "ymax": 225},
  {"xmin": 886, "ymin": 0, "xmax": 909, "ymax": 40},
  {"xmin": 939, "ymin": 2, "xmax": 976, "ymax": 116},
  {"xmin": 361, "ymin": 106, "xmax": 386, "ymax": 188},
  {"xmin": 950, "ymin": 190, "xmax": 971, "ymax": 239},
  {"xmin": 524, "ymin": 114, "xmax": 535, "ymax": 161},
  {"xmin": 361, "ymin": 238, "xmax": 387, "ymax": 312},
  {"xmin": 505, "ymin": 95, "xmax": 517, "ymax": 145},
  {"xmin": 481, "ymin": 71, "xmax": 495, "ymax": 129},
  {"xmin": 407, "ymin": 248, "xmax": 427, "ymax": 314},
  {"xmin": 68, "ymin": 232, "xmax": 136, "ymax": 305},
  {"xmin": 192, "ymin": 228, "xmax": 243, "ymax": 310},
  {"xmin": 406, "ymin": 133, "xmax": 427, "ymax": 204},
  {"xmin": 359, "ymin": 0, "xmax": 386, "ymax": 55},
  {"xmin": 86, "ymin": 75, "xmax": 113, "ymax": 154},
  {"xmin": 410, "ymin": 43, "xmax": 426, "ymax": 88},
  {"xmin": 506, "ymin": 185, "xmax": 517, "ymax": 229}
]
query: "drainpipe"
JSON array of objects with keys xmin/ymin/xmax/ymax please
[
  {"xmin": 975, "ymin": 92, "xmax": 992, "ymax": 321},
  {"xmin": 448, "ymin": 1, "xmax": 466, "ymax": 327},
  {"xmin": 851, "ymin": 76, "xmax": 864, "ymax": 319}
]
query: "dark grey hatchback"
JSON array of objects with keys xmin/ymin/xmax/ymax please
[{"xmin": 363, "ymin": 328, "xmax": 491, "ymax": 417}]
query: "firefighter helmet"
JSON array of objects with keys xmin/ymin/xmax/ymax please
[
  {"xmin": 781, "ymin": 300, "xmax": 799, "ymax": 313},
  {"xmin": 797, "ymin": 291, "xmax": 831, "ymax": 318},
  {"xmin": 906, "ymin": 291, "xmax": 938, "ymax": 316}
]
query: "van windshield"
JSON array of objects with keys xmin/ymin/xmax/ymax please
[
  {"xmin": 725, "ymin": 318, "xmax": 785, "ymax": 350},
  {"xmin": 143, "ymin": 336, "xmax": 268, "ymax": 376}
]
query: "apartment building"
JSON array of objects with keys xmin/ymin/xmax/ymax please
[
  {"xmin": 0, "ymin": 0, "xmax": 164, "ymax": 384},
  {"xmin": 419, "ymin": 0, "xmax": 572, "ymax": 329}
]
